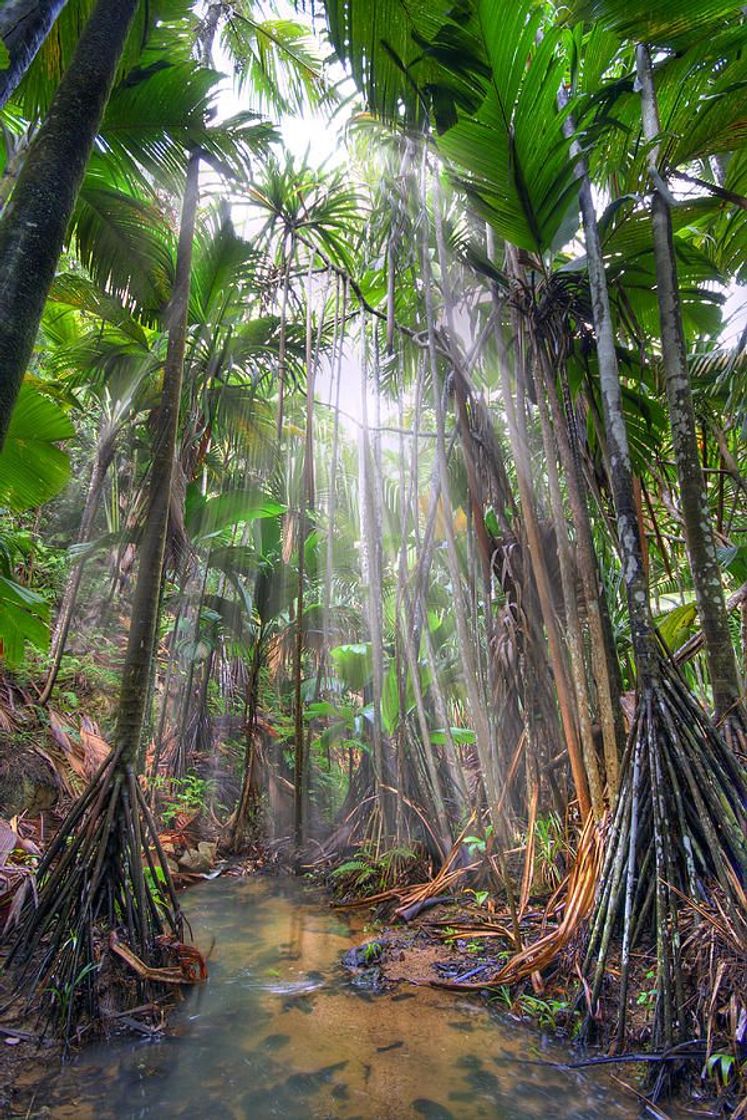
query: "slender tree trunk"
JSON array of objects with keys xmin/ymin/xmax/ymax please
[
  {"xmin": 493, "ymin": 280, "xmax": 592, "ymax": 820},
  {"xmin": 534, "ymin": 360, "xmax": 605, "ymax": 815},
  {"xmin": 275, "ymin": 237, "xmax": 293, "ymax": 443},
  {"xmin": 5, "ymin": 152, "xmax": 201, "ymax": 1029},
  {"xmin": 0, "ymin": 0, "xmax": 138, "ymax": 448},
  {"xmin": 0, "ymin": 0, "xmax": 70, "ymax": 108},
  {"xmin": 293, "ymin": 260, "xmax": 317, "ymax": 852},
  {"xmin": 113, "ymin": 151, "xmax": 200, "ymax": 770},
  {"xmin": 323, "ymin": 279, "xmax": 346, "ymax": 651},
  {"xmin": 420, "ymin": 175, "xmax": 497, "ymax": 827},
  {"xmin": 358, "ymin": 316, "xmax": 389, "ymax": 816},
  {"xmin": 39, "ymin": 421, "xmax": 117, "ymax": 705},
  {"xmin": 636, "ymin": 44, "xmax": 745, "ymax": 731},
  {"xmin": 540, "ymin": 357, "xmax": 623, "ymax": 797},
  {"xmin": 232, "ymin": 633, "xmax": 263, "ymax": 850}
]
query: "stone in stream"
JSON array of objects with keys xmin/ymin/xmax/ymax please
[
  {"xmin": 341, "ymin": 940, "xmax": 383, "ymax": 968},
  {"xmin": 412, "ymin": 1099, "xmax": 456, "ymax": 1120},
  {"xmin": 281, "ymin": 992, "xmax": 316, "ymax": 1013},
  {"xmin": 284, "ymin": 1060, "xmax": 349, "ymax": 1095},
  {"xmin": 262, "ymin": 1032, "xmax": 291, "ymax": 1051},
  {"xmin": 177, "ymin": 842, "xmax": 217, "ymax": 874}
]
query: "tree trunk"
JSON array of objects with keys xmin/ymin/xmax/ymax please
[
  {"xmin": 38, "ymin": 419, "xmax": 117, "ymax": 705},
  {"xmin": 494, "ymin": 274, "xmax": 592, "ymax": 820},
  {"xmin": 420, "ymin": 177, "xmax": 497, "ymax": 828},
  {"xmin": 293, "ymin": 259, "xmax": 317, "ymax": 853},
  {"xmin": 113, "ymin": 151, "xmax": 200, "ymax": 769},
  {"xmin": 0, "ymin": 0, "xmax": 70, "ymax": 108},
  {"xmin": 636, "ymin": 43, "xmax": 745, "ymax": 731},
  {"xmin": 0, "ymin": 0, "xmax": 138, "ymax": 448},
  {"xmin": 534, "ymin": 358, "xmax": 605, "ymax": 816}
]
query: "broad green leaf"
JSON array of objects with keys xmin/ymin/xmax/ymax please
[
  {"xmin": 655, "ymin": 601, "xmax": 698, "ymax": 649},
  {"xmin": 0, "ymin": 384, "xmax": 73, "ymax": 512},
  {"xmin": 718, "ymin": 544, "xmax": 747, "ymax": 584},
  {"xmin": 330, "ymin": 644, "xmax": 373, "ymax": 691},
  {"xmin": 430, "ymin": 727, "xmax": 477, "ymax": 745},
  {"xmin": 185, "ymin": 484, "xmax": 285, "ymax": 541},
  {"xmin": 0, "ymin": 576, "xmax": 50, "ymax": 666},
  {"xmin": 435, "ymin": 0, "xmax": 579, "ymax": 252}
]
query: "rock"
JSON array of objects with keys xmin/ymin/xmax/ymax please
[
  {"xmin": 341, "ymin": 941, "xmax": 383, "ymax": 969},
  {"xmin": 197, "ymin": 841, "xmax": 217, "ymax": 861},
  {"xmin": 178, "ymin": 847, "xmax": 212, "ymax": 874},
  {"xmin": 0, "ymin": 741, "xmax": 57, "ymax": 816}
]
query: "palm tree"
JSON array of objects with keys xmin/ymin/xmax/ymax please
[
  {"xmin": 8, "ymin": 151, "xmax": 201, "ymax": 1037},
  {"xmin": 0, "ymin": 0, "xmax": 140, "ymax": 447},
  {"xmin": 635, "ymin": 41, "xmax": 746, "ymax": 743}
]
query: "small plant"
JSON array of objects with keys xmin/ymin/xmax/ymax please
[
  {"xmin": 516, "ymin": 994, "xmax": 578, "ymax": 1032},
  {"xmin": 635, "ymin": 969, "xmax": 657, "ymax": 1008},
  {"xmin": 143, "ymin": 865, "xmax": 168, "ymax": 913},
  {"xmin": 363, "ymin": 940, "xmax": 383, "ymax": 963},
  {"xmin": 47, "ymin": 935, "xmax": 101, "ymax": 1022},
  {"xmin": 489, "ymin": 985, "xmax": 514, "ymax": 1011},
  {"xmin": 155, "ymin": 773, "xmax": 215, "ymax": 826},
  {"xmin": 533, "ymin": 812, "xmax": 564, "ymax": 889},
  {"xmin": 704, "ymin": 1051, "xmax": 741, "ymax": 1090},
  {"xmin": 463, "ymin": 825, "xmax": 493, "ymax": 859},
  {"xmin": 464, "ymin": 888, "xmax": 489, "ymax": 907},
  {"xmin": 330, "ymin": 843, "xmax": 420, "ymax": 898}
]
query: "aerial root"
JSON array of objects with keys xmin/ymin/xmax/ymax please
[
  {"xmin": 581, "ymin": 660, "xmax": 746, "ymax": 1092},
  {"xmin": 4, "ymin": 750, "xmax": 197, "ymax": 1044}
]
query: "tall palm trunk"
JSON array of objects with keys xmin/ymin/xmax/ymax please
[
  {"xmin": 0, "ymin": 0, "xmax": 138, "ymax": 448},
  {"xmin": 636, "ymin": 44, "xmax": 745, "ymax": 739},
  {"xmin": 293, "ymin": 261, "xmax": 318, "ymax": 852},
  {"xmin": 494, "ymin": 281, "xmax": 592, "ymax": 821},
  {"xmin": 114, "ymin": 151, "xmax": 200, "ymax": 770},
  {"xmin": 0, "ymin": 0, "xmax": 70, "ymax": 108},
  {"xmin": 420, "ymin": 177, "xmax": 496, "ymax": 828}
]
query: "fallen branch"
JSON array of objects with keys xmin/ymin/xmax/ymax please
[{"xmin": 108, "ymin": 932, "xmax": 206, "ymax": 985}]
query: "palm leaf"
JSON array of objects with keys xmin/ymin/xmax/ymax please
[
  {"xmin": 0, "ymin": 382, "xmax": 73, "ymax": 512},
  {"xmin": 564, "ymin": 0, "xmax": 744, "ymax": 46},
  {"xmin": 71, "ymin": 163, "xmax": 174, "ymax": 319}
]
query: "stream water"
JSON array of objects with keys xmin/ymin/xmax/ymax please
[{"xmin": 31, "ymin": 878, "xmax": 661, "ymax": 1119}]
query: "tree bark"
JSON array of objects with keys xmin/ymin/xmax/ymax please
[
  {"xmin": 0, "ymin": 0, "xmax": 70, "ymax": 108},
  {"xmin": 636, "ymin": 43, "xmax": 745, "ymax": 726},
  {"xmin": 0, "ymin": 0, "xmax": 138, "ymax": 448},
  {"xmin": 113, "ymin": 151, "xmax": 200, "ymax": 769}
]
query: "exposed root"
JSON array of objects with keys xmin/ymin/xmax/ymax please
[
  {"xmin": 4, "ymin": 750, "xmax": 200, "ymax": 1045},
  {"xmin": 432, "ymin": 811, "xmax": 602, "ymax": 990},
  {"xmin": 582, "ymin": 660, "xmax": 747, "ymax": 1078}
]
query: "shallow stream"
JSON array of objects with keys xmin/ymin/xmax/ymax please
[{"xmin": 34, "ymin": 877, "xmax": 663, "ymax": 1119}]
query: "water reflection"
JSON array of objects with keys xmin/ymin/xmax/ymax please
[{"xmin": 33, "ymin": 878, "xmax": 669, "ymax": 1119}]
